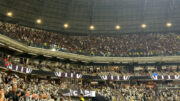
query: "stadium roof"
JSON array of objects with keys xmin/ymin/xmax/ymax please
[{"xmin": 0, "ymin": 0, "xmax": 180, "ymax": 34}]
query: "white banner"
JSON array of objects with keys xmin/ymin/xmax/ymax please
[{"xmin": 62, "ymin": 90, "xmax": 96, "ymax": 97}]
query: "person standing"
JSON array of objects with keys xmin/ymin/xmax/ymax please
[
  {"xmin": 5, "ymin": 84, "xmax": 22, "ymax": 101},
  {"xmin": 0, "ymin": 88, "xmax": 4, "ymax": 101},
  {"xmin": 79, "ymin": 94, "xmax": 85, "ymax": 101}
]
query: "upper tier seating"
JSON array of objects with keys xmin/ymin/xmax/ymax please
[{"xmin": 0, "ymin": 21, "xmax": 180, "ymax": 57}]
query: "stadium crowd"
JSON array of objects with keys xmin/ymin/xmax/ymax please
[
  {"xmin": 0, "ymin": 71, "xmax": 88, "ymax": 101},
  {"xmin": 1, "ymin": 21, "xmax": 180, "ymax": 101},
  {"xmin": 0, "ymin": 71, "xmax": 179, "ymax": 101},
  {"xmin": 0, "ymin": 52, "xmax": 180, "ymax": 101},
  {"xmin": 0, "ymin": 21, "xmax": 180, "ymax": 57},
  {"xmin": 1, "ymin": 52, "xmax": 180, "ymax": 77},
  {"xmin": 119, "ymin": 84, "xmax": 180, "ymax": 101}
]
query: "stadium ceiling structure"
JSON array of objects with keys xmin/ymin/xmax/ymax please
[{"xmin": 0, "ymin": 0, "xmax": 179, "ymax": 34}]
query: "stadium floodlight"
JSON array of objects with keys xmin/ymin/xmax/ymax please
[
  {"xmin": 141, "ymin": 24, "xmax": 147, "ymax": 28},
  {"xmin": 166, "ymin": 22, "xmax": 172, "ymax": 27},
  {"xmin": 116, "ymin": 25, "xmax": 120, "ymax": 30},
  {"xmin": 64, "ymin": 23, "xmax": 69, "ymax": 28},
  {"xmin": 36, "ymin": 19, "xmax": 42, "ymax": 24},
  {"xmin": 89, "ymin": 25, "xmax": 94, "ymax": 30},
  {"xmin": 6, "ymin": 12, "xmax": 13, "ymax": 17}
]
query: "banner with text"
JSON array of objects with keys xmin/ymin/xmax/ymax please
[{"xmin": 62, "ymin": 89, "xmax": 96, "ymax": 97}]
